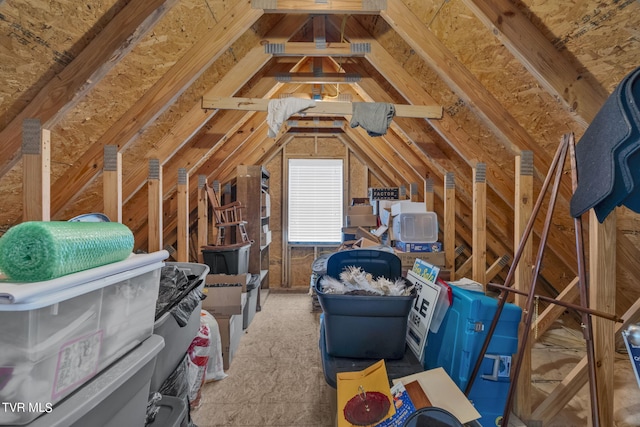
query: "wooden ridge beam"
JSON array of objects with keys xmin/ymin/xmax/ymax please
[{"xmin": 202, "ymin": 96, "xmax": 443, "ymax": 119}]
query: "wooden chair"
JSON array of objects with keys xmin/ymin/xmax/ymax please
[{"xmin": 203, "ymin": 182, "xmax": 250, "ymax": 246}]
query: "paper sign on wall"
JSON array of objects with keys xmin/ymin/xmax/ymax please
[{"xmin": 405, "ymin": 270, "xmax": 441, "ymax": 361}]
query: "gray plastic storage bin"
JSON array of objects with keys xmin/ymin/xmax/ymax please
[
  {"xmin": 242, "ymin": 275, "xmax": 260, "ymax": 330},
  {"xmin": 27, "ymin": 335, "xmax": 164, "ymax": 427},
  {"xmin": 202, "ymin": 243, "xmax": 250, "ymax": 274},
  {"xmin": 315, "ymin": 249, "xmax": 415, "ymax": 359},
  {"xmin": 146, "ymin": 395, "xmax": 187, "ymax": 427},
  {"xmin": 151, "ymin": 262, "xmax": 209, "ymax": 392}
]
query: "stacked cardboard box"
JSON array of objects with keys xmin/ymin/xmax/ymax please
[
  {"xmin": 202, "ymin": 273, "xmax": 250, "ymax": 370},
  {"xmin": 345, "ymin": 205, "xmax": 377, "ymax": 227}
]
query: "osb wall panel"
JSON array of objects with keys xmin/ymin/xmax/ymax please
[
  {"xmin": 369, "ymin": 171, "xmax": 383, "ymax": 189},
  {"xmin": 57, "ymin": 15, "xmax": 279, "ymax": 221},
  {"xmin": 285, "ymin": 136, "xmax": 316, "ymax": 155},
  {"xmin": 266, "ymin": 152, "xmax": 283, "ymax": 287},
  {"xmin": 349, "ymin": 154, "xmax": 367, "ymax": 200},
  {"xmin": 289, "ymin": 246, "xmax": 315, "ymax": 288},
  {"xmin": 0, "ymin": 0, "xmax": 125, "ymax": 125}
]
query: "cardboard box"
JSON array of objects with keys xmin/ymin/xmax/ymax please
[
  {"xmin": 395, "ymin": 241, "xmax": 443, "ymax": 252},
  {"xmin": 345, "ymin": 214, "xmax": 378, "ymax": 227},
  {"xmin": 206, "ymin": 273, "xmax": 250, "ymax": 292},
  {"xmin": 202, "ymin": 284, "xmax": 243, "ymax": 316},
  {"xmin": 355, "ymin": 226, "xmax": 380, "ymax": 243},
  {"xmin": 395, "ymin": 251, "xmax": 445, "ymax": 270},
  {"xmin": 372, "ymin": 198, "xmax": 401, "ymax": 215},
  {"xmin": 379, "ymin": 207, "xmax": 392, "ymax": 227},
  {"xmin": 391, "ymin": 201, "xmax": 427, "ymax": 216},
  {"xmin": 347, "ymin": 205, "xmax": 373, "ymax": 215},
  {"xmin": 217, "ymin": 312, "xmax": 243, "ymax": 370}
]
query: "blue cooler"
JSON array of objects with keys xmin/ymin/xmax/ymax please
[{"xmin": 422, "ymin": 286, "xmax": 522, "ymax": 427}]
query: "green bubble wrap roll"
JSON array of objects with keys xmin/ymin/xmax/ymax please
[{"xmin": 0, "ymin": 221, "xmax": 134, "ymax": 282}]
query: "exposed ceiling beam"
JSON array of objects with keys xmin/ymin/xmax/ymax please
[
  {"xmin": 202, "ymin": 96, "xmax": 443, "ymax": 119},
  {"xmin": 0, "ymin": 0, "xmax": 179, "ymax": 178},
  {"xmin": 48, "ymin": 0, "xmax": 264, "ymax": 220},
  {"xmin": 264, "ymin": 41, "xmax": 370, "ymax": 56},
  {"xmin": 461, "ymin": 0, "xmax": 608, "ymax": 126},
  {"xmin": 270, "ymin": 72, "xmax": 362, "ymax": 84},
  {"xmin": 251, "ymin": 0, "xmax": 386, "ymax": 14},
  {"xmin": 286, "ymin": 118, "xmax": 345, "ymax": 128}
]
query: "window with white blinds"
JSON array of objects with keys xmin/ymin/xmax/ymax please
[{"xmin": 288, "ymin": 158, "xmax": 343, "ymax": 243}]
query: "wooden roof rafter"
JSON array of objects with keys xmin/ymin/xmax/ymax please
[
  {"xmin": 0, "ymin": 0, "xmax": 179, "ymax": 178},
  {"xmin": 48, "ymin": 0, "xmax": 265, "ymax": 220}
]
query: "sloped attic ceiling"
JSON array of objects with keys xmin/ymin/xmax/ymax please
[{"xmin": 0, "ymin": 0, "xmax": 639, "ymax": 309}]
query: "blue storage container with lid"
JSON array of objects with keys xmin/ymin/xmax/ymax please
[
  {"xmin": 315, "ymin": 249, "xmax": 415, "ymax": 360},
  {"xmin": 422, "ymin": 285, "xmax": 522, "ymax": 427}
]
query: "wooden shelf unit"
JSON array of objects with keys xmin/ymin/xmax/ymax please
[{"xmin": 236, "ymin": 164, "xmax": 270, "ymax": 289}]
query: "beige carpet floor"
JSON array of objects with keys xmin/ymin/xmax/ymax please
[
  {"xmin": 191, "ymin": 292, "xmax": 640, "ymax": 427},
  {"xmin": 192, "ymin": 292, "xmax": 336, "ymax": 427}
]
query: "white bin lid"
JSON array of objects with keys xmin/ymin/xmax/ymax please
[{"xmin": 0, "ymin": 251, "xmax": 168, "ymax": 309}]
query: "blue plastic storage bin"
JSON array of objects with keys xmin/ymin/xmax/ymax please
[
  {"xmin": 422, "ymin": 285, "xmax": 522, "ymax": 427},
  {"xmin": 315, "ymin": 249, "xmax": 414, "ymax": 359}
]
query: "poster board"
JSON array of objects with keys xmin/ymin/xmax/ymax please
[{"xmin": 405, "ymin": 270, "xmax": 441, "ymax": 361}]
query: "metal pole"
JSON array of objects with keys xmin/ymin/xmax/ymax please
[
  {"xmin": 501, "ymin": 136, "xmax": 569, "ymax": 427},
  {"xmin": 568, "ymin": 133, "xmax": 600, "ymax": 427},
  {"xmin": 465, "ymin": 139, "xmax": 569, "ymax": 396}
]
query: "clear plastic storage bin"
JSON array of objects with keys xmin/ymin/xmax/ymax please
[
  {"xmin": 392, "ymin": 212, "xmax": 438, "ymax": 243},
  {"xmin": 0, "ymin": 251, "xmax": 167, "ymax": 425}
]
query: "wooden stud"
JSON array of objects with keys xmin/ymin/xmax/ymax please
[
  {"xmin": 177, "ymin": 168, "xmax": 189, "ymax": 262},
  {"xmin": 424, "ymin": 177, "xmax": 434, "ymax": 211},
  {"xmin": 197, "ymin": 175, "xmax": 208, "ymax": 263},
  {"xmin": 22, "ymin": 119, "xmax": 50, "ymax": 222},
  {"xmin": 409, "ymin": 182, "xmax": 418, "ymax": 202},
  {"xmin": 514, "ymin": 150, "xmax": 534, "ymax": 421},
  {"xmin": 147, "ymin": 159, "xmax": 163, "ymax": 253},
  {"xmin": 485, "ymin": 254, "xmax": 510, "ymax": 283},
  {"xmin": 103, "ymin": 145, "xmax": 122, "ymax": 223},
  {"xmin": 472, "ymin": 163, "xmax": 487, "ymax": 287},
  {"xmin": 457, "ymin": 255, "xmax": 473, "ymax": 279},
  {"xmin": 313, "ymin": 15, "xmax": 326, "ymax": 50},
  {"xmin": 589, "ymin": 210, "xmax": 616, "ymax": 426},
  {"xmin": 444, "ymin": 172, "xmax": 456, "ymax": 280}
]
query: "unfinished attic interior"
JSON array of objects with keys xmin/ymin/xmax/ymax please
[{"xmin": 1, "ymin": 0, "xmax": 640, "ymax": 425}]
